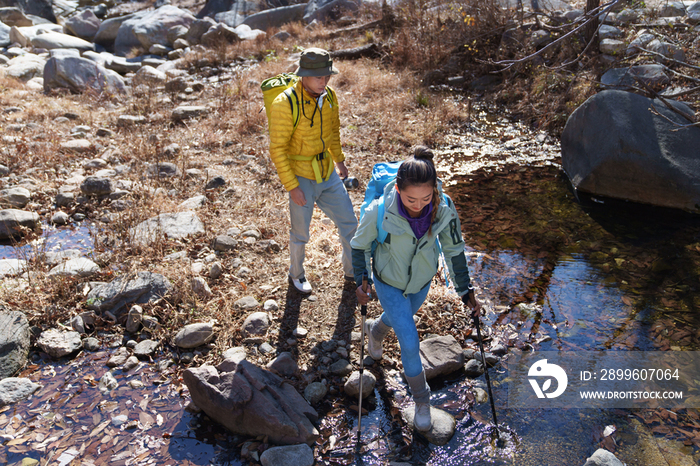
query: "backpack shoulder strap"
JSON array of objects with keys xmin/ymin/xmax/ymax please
[
  {"xmin": 376, "ymin": 195, "xmax": 388, "ymax": 244},
  {"xmin": 325, "ymin": 86, "xmax": 338, "ymax": 109},
  {"xmin": 283, "ymin": 86, "xmax": 300, "ymax": 132}
]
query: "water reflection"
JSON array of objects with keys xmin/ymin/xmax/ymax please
[{"xmin": 0, "ymin": 222, "xmax": 95, "ymax": 260}]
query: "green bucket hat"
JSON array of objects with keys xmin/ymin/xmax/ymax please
[{"xmin": 294, "ymin": 48, "xmax": 339, "ymax": 77}]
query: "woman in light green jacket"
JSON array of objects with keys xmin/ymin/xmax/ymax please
[{"xmin": 350, "ymin": 146, "xmax": 482, "ymax": 432}]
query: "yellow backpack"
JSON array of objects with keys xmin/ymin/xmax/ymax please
[{"xmin": 260, "ymin": 73, "xmax": 338, "ymax": 134}]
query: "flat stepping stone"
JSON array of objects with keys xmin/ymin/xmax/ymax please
[{"xmin": 402, "ymin": 406, "xmax": 457, "ymax": 446}]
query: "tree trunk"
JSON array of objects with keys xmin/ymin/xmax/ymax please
[{"xmin": 584, "ymin": 0, "xmax": 600, "ymax": 46}]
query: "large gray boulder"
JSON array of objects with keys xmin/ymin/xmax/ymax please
[
  {"xmin": 31, "ymin": 31, "xmax": 95, "ymax": 52},
  {"xmin": 5, "ymin": 53, "xmax": 45, "ymax": 81},
  {"xmin": 63, "ymin": 9, "xmax": 102, "ymax": 41},
  {"xmin": 600, "ymin": 65, "xmax": 670, "ymax": 90},
  {"xmin": 94, "ymin": 14, "xmax": 134, "ymax": 48},
  {"xmin": 0, "ymin": 21, "xmax": 9, "ymax": 47},
  {"xmin": 44, "ymin": 56, "xmax": 126, "ymax": 95},
  {"xmin": 0, "ymin": 7, "xmax": 32, "ymax": 27},
  {"xmin": 562, "ymin": 90, "xmax": 700, "ymax": 211},
  {"xmin": 86, "ymin": 271, "xmax": 174, "ymax": 318},
  {"xmin": 304, "ymin": 0, "xmax": 360, "ymax": 23},
  {"xmin": 242, "ymin": 4, "xmax": 306, "ymax": 30},
  {"xmin": 0, "ymin": 310, "xmax": 30, "ymax": 380},
  {"xmin": 114, "ymin": 5, "xmax": 195, "ymax": 56},
  {"xmin": 0, "ymin": 209, "xmax": 40, "ymax": 239},
  {"xmin": 183, "ymin": 359, "xmax": 319, "ymax": 445},
  {"xmin": 196, "ymin": 0, "xmax": 237, "ymax": 19},
  {"xmin": 0, "ymin": 0, "xmax": 56, "ymax": 23}
]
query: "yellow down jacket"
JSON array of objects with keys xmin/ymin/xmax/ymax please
[{"xmin": 268, "ymin": 81, "xmax": 345, "ymax": 191}]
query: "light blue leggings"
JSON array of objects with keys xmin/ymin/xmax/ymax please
[{"xmin": 373, "ymin": 279, "xmax": 431, "ymax": 378}]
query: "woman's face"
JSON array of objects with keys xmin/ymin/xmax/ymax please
[
  {"xmin": 396, "ymin": 183, "xmax": 433, "ymax": 218},
  {"xmin": 301, "ymin": 75, "xmax": 331, "ymax": 96}
]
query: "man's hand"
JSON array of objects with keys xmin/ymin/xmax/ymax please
[
  {"xmin": 462, "ymin": 290, "xmax": 482, "ymax": 317},
  {"xmin": 290, "ymin": 187, "xmax": 306, "ymax": 206},
  {"xmin": 336, "ymin": 161, "xmax": 348, "ymax": 179},
  {"xmin": 356, "ymin": 283, "xmax": 372, "ymax": 306}
]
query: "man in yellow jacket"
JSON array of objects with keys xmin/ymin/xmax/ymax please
[{"xmin": 268, "ymin": 48, "xmax": 357, "ymax": 293}]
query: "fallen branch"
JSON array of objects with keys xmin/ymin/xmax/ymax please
[
  {"xmin": 636, "ymin": 47, "xmax": 700, "ymax": 73},
  {"xmin": 326, "ymin": 19, "xmax": 382, "ymax": 38},
  {"xmin": 632, "ymin": 74, "xmax": 698, "ymax": 128},
  {"xmin": 329, "ymin": 43, "xmax": 383, "ymax": 60}
]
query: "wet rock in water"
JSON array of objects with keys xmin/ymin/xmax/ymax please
[
  {"xmin": 473, "ymin": 387, "xmax": 488, "ymax": 403},
  {"xmin": 183, "ymin": 359, "xmax": 319, "ymax": 445},
  {"xmin": 241, "ymin": 311, "xmax": 270, "ymax": 337},
  {"xmin": 134, "ymin": 339, "xmax": 159, "ymax": 358},
  {"xmin": 464, "ymin": 359, "xmax": 485, "ymax": 377},
  {"xmin": 344, "ymin": 370, "xmax": 376, "ymax": 399},
  {"xmin": 191, "ymin": 276, "xmax": 212, "ymax": 298},
  {"xmin": 99, "ymin": 371, "xmax": 118, "ymax": 393},
  {"xmin": 420, "ymin": 335, "xmax": 465, "ymax": 380},
  {"xmin": 107, "ymin": 347, "xmax": 130, "ymax": 367},
  {"xmin": 330, "ymin": 359, "xmax": 352, "ymax": 376},
  {"xmin": 0, "ymin": 187, "xmax": 30, "ymax": 208},
  {"xmin": 490, "ymin": 343, "xmax": 507, "ymax": 356},
  {"xmin": 0, "ymin": 377, "xmax": 41, "ymax": 406},
  {"xmin": 562, "ymin": 89, "xmax": 700, "ymax": 211},
  {"xmin": 173, "ymin": 322, "xmax": 215, "ymax": 348},
  {"xmin": 51, "ymin": 211, "xmax": 70, "ymax": 225},
  {"xmin": 267, "ymin": 351, "xmax": 299, "ymax": 377},
  {"xmin": 122, "ymin": 356, "xmax": 139, "ymax": 371},
  {"xmin": 583, "ymin": 448, "xmax": 624, "ymax": 466},
  {"xmin": 260, "ymin": 443, "xmax": 314, "ymax": 466},
  {"xmin": 0, "ymin": 310, "xmax": 30, "ymax": 379},
  {"xmin": 304, "ymin": 381, "xmax": 327, "ymax": 405},
  {"xmin": 0, "ymin": 209, "xmax": 40, "ymax": 239},
  {"xmin": 86, "ymin": 271, "xmax": 173, "ymax": 318},
  {"xmin": 126, "ymin": 305, "xmax": 143, "ymax": 333},
  {"xmin": 37, "ymin": 329, "xmax": 82, "ymax": 359},
  {"xmin": 82, "ymin": 337, "xmax": 100, "ymax": 351},
  {"xmin": 402, "ymin": 406, "xmax": 456, "ymax": 446},
  {"xmin": 48, "ymin": 257, "xmax": 100, "ymax": 277},
  {"xmin": 130, "ymin": 212, "xmax": 204, "ymax": 245}
]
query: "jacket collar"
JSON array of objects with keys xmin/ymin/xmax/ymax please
[{"xmin": 383, "ymin": 179, "xmax": 451, "ymax": 235}]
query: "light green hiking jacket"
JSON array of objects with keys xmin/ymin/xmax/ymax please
[{"xmin": 350, "ymin": 180, "xmax": 474, "ymax": 297}]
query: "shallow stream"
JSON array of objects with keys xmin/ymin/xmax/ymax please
[{"xmin": 2, "ymin": 106, "xmax": 700, "ymax": 465}]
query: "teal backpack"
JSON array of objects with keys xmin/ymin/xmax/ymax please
[{"xmin": 360, "ymin": 161, "xmax": 451, "ymax": 284}]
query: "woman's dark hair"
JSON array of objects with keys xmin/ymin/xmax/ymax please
[{"xmin": 396, "ymin": 145, "xmax": 440, "ymax": 228}]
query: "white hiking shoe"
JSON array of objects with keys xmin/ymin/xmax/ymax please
[
  {"xmin": 365, "ymin": 319, "xmax": 383, "ymax": 360},
  {"xmin": 414, "ymin": 402, "xmax": 432, "ymax": 432},
  {"xmin": 290, "ymin": 276, "xmax": 312, "ymax": 294}
]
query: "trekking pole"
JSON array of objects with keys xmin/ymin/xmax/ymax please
[
  {"xmin": 469, "ymin": 298, "xmax": 500, "ymax": 440},
  {"xmin": 356, "ymin": 276, "xmax": 369, "ymax": 447}
]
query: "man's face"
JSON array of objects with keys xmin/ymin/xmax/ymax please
[{"xmin": 301, "ymin": 75, "xmax": 331, "ymax": 96}]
